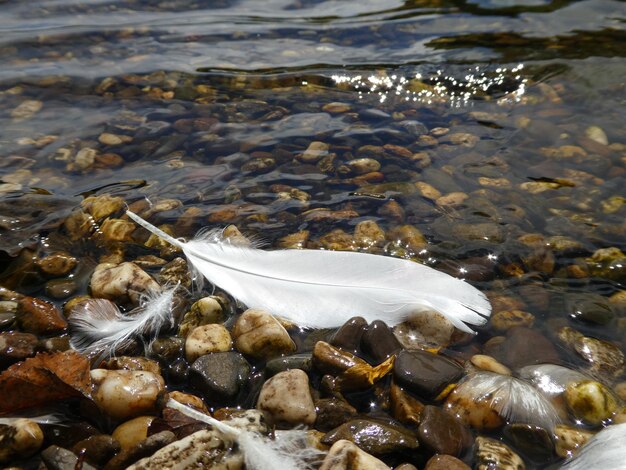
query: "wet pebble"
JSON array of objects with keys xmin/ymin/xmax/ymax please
[
  {"xmin": 0, "ymin": 419, "xmax": 44, "ymax": 463},
  {"xmin": 36, "ymin": 252, "xmax": 78, "ymax": 276},
  {"xmin": 393, "ymin": 311, "xmax": 455, "ymax": 349},
  {"xmin": 178, "ymin": 296, "xmax": 223, "ymax": 337},
  {"xmin": 557, "ymin": 326, "xmax": 625, "ymax": 379},
  {"xmin": 553, "ymin": 424, "xmax": 593, "ymax": 458},
  {"xmin": 487, "ymin": 327, "xmax": 560, "ymax": 369},
  {"xmin": 393, "ymin": 349, "xmax": 464, "ymax": 399},
  {"xmin": 0, "ymin": 331, "xmax": 38, "ymax": 367},
  {"xmin": 330, "ymin": 316, "xmax": 368, "ymax": 353},
  {"xmin": 319, "ymin": 439, "xmax": 390, "ymax": 470},
  {"xmin": 361, "ymin": 320, "xmax": 402, "ymax": 363},
  {"xmin": 45, "ymin": 279, "xmax": 77, "ymax": 299},
  {"xmin": 298, "ymin": 141, "xmax": 329, "ymax": 163},
  {"xmin": 112, "ymin": 416, "xmax": 155, "ymax": 451},
  {"xmin": 266, "ymin": 353, "xmax": 312, "ymax": 376},
  {"xmin": 90, "ymin": 262, "xmax": 160, "ymax": 306},
  {"xmin": 71, "ymin": 434, "xmax": 120, "ymax": 467},
  {"xmin": 16, "ymin": 295, "xmax": 67, "ymax": 335},
  {"xmin": 314, "ymin": 398, "xmax": 358, "ymax": 432},
  {"xmin": 470, "ymin": 355, "xmax": 511, "ymax": 375},
  {"xmin": 475, "ymin": 436, "xmax": 525, "ymax": 469},
  {"xmin": 417, "ymin": 405, "xmax": 472, "ymax": 457},
  {"xmin": 232, "ymin": 308, "xmax": 296, "ymax": 359},
  {"xmin": 490, "ymin": 310, "xmax": 535, "ymax": 332},
  {"xmin": 189, "ymin": 351, "xmax": 250, "ymax": 405},
  {"xmin": 390, "ymin": 382, "xmax": 424, "ymax": 426},
  {"xmin": 185, "ymin": 324, "xmax": 233, "ymax": 362},
  {"xmin": 105, "ymin": 430, "xmax": 176, "ymax": 470},
  {"xmin": 257, "ymin": 369, "xmax": 316, "ymax": 427},
  {"xmin": 564, "ymin": 380, "xmax": 618, "ymax": 425},
  {"xmin": 503, "ymin": 424, "xmax": 554, "ymax": 462},
  {"xmin": 424, "ymin": 454, "xmax": 471, "ymax": 470},
  {"xmin": 322, "ymin": 419, "xmax": 419, "ymax": 455},
  {"xmin": 41, "ymin": 445, "xmax": 97, "ymax": 470}
]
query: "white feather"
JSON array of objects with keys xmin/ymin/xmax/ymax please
[
  {"xmin": 69, "ymin": 285, "xmax": 177, "ymax": 359},
  {"xmin": 126, "ymin": 211, "xmax": 491, "ymax": 332},
  {"xmin": 453, "ymin": 372, "xmax": 561, "ymax": 430},
  {"xmin": 166, "ymin": 399, "xmax": 323, "ymax": 470},
  {"xmin": 561, "ymin": 423, "xmax": 626, "ymax": 469}
]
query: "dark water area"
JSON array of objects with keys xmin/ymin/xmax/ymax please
[{"xmin": 0, "ymin": 0, "xmax": 625, "ymax": 468}]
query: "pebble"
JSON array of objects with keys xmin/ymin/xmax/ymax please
[
  {"xmin": 387, "ymin": 225, "xmax": 427, "ymax": 252},
  {"xmin": 10, "ymin": 100, "xmax": 42, "ymax": 120},
  {"xmin": 319, "ymin": 440, "xmax": 390, "ymax": 470},
  {"xmin": 99, "ymin": 132, "xmax": 132, "ymax": 145},
  {"xmin": 503, "ymin": 424, "xmax": 554, "ymax": 462},
  {"xmin": 41, "ymin": 445, "xmax": 97, "ymax": 470},
  {"xmin": 266, "ymin": 353, "xmax": 312, "ymax": 376},
  {"xmin": 361, "ymin": 320, "xmax": 402, "ymax": 363},
  {"xmin": 36, "ymin": 252, "xmax": 78, "ymax": 276},
  {"xmin": 564, "ymin": 380, "xmax": 618, "ymax": 425},
  {"xmin": 487, "ymin": 327, "xmax": 560, "ymax": 369},
  {"xmin": 0, "ymin": 419, "xmax": 44, "ymax": 463},
  {"xmin": 90, "ymin": 262, "xmax": 160, "ymax": 306},
  {"xmin": 330, "ymin": 317, "xmax": 368, "ymax": 353},
  {"xmin": 71, "ymin": 435, "xmax": 120, "ymax": 467},
  {"xmin": 105, "ymin": 430, "xmax": 176, "ymax": 470},
  {"xmin": 354, "ymin": 220, "xmax": 386, "ymax": 249},
  {"xmin": 313, "ymin": 340, "xmax": 368, "ymax": 376},
  {"xmin": 475, "ymin": 436, "xmax": 525, "ymax": 469},
  {"xmin": 105, "ymin": 356, "xmax": 161, "ymax": 374},
  {"xmin": 16, "ymin": 295, "xmax": 67, "ymax": 335},
  {"xmin": 45, "ymin": 279, "xmax": 77, "ymax": 299},
  {"xmin": 470, "ymin": 355, "xmax": 511, "ymax": 375},
  {"xmin": 553, "ymin": 424, "xmax": 593, "ymax": 458},
  {"xmin": 91, "ymin": 369, "xmax": 165, "ymax": 420},
  {"xmin": 393, "ymin": 350, "xmax": 464, "ymax": 399},
  {"xmin": 322, "ymin": 419, "xmax": 419, "ymax": 455},
  {"xmin": 390, "ymin": 382, "xmax": 424, "ymax": 426},
  {"xmin": 346, "ymin": 158, "xmax": 381, "ymax": 175},
  {"xmin": 112, "ymin": 416, "xmax": 155, "ymax": 451},
  {"xmin": 82, "ymin": 194, "xmax": 125, "ymax": 221},
  {"xmin": 322, "ymin": 102, "xmax": 351, "ymax": 113},
  {"xmin": 0, "ymin": 331, "xmax": 38, "ymax": 367},
  {"xmin": 185, "ymin": 324, "xmax": 233, "ymax": 362},
  {"xmin": 424, "ymin": 454, "xmax": 471, "ymax": 470},
  {"xmin": 298, "ymin": 141, "xmax": 329, "ymax": 163},
  {"xmin": 585, "ymin": 125, "xmax": 609, "ymax": 145},
  {"xmin": 99, "ymin": 218, "xmax": 137, "ymax": 241},
  {"xmin": 232, "ymin": 308, "xmax": 296, "ymax": 359},
  {"xmin": 393, "ymin": 311, "xmax": 455, "ymax": 349},
  {"xmin": 189, "ymin": 351, "xmax": 250, "ymax": 405},
  {"xmin": 178, "ymin": 297, "xmax": 224, "ymax": 337},
  {"xmin": 490, "ymin": 310, "xmax": 535, "ymax": 332},
  {"xmin": 314, "ymin": 398, "xmax": 358, "ymax": 432},
  {"xmin": 417, "ymin": 405, "xmax": 472, "ymax": 456},
  {"xmin": 257, "ymin": 369, "xmax": 316, "ymax": 427}
]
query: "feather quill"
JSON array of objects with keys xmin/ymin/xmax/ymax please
[
  {"xmin": 69, "ymin": 285, "xmax": 177, "ymax": 360},
  {"xmin": 561, "ymin": 423, "xmax": 626, "ymax": 469},
  {"xmin": 127, "ymin": 211, "xmax": 491, "ymax": 332},
  {"xmin": 166, "ymin": 399, "xmax": 323, "ymax": 470}
]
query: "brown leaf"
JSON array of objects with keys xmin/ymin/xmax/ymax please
[{"xmin": 0, "ymin": 350, "xmax": 91, "ymax": 413}]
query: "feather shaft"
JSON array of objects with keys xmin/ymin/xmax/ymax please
[{"xmin": 127, "ymin": 211, "xmax": 491, "ymax": 332}]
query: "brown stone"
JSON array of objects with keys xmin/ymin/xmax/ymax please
[
  {"xmin": 425, "ymin": 454, "xmax": 471, "ymax": 470},
  {"xmin": 16, "ymin": 296, "xmax": 67, "ymax": 335}
]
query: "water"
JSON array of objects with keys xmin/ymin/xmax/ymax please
[{"xmin": 0, "ymin": 0, "xmax": 625, "ymax": 467}]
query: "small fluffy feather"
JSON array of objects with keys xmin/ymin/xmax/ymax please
[
  {"xmin": 127, "ymin": 211, "xmax": 491, "ymax": 332},
  {"xmin": 69, "ymin": 285, "xmax": 177, "ymax": 360},
  {"xmin": 561, "ymin": 423, "xmax": 626, "ymax": 469},
  {"xmin": 166, "ymin": 399, "xmax": 323, "ymax": 470},
  {"xmin": 454, "ymin": 371, "xmax": 561, "ymax": 430},
  {"xmin": 518, "ymin": 364, "xmax": 590, "ymax": 397}
]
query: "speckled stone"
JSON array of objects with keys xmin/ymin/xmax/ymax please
[
  {"xmin": 490, "ymin": 310, "xmax": 535, "ymax": 332},
  {"xmin": 71, "ymin": 435, "xmax": 120, "ymax": 467},
  {"xmin": 185, "ymin": 324, "xmax": 233, "ymax": 362},
  {"xmin": 553, "ymin": 424, "xmax": 593, "ymax": 458},
  {"xmin": 104, "ymin": 431, "xmax": 176, "ymax": 470},
  {"xmin": 0, "ymin": 419, "xmax": 44, "ymax": 463},
  {"xmin": 111, "ymin": 416, "xmax": 155, "ymax": 451},
  {"xmin": 319, "ymin": 439, "xmax": 390, "ymax": 470},
  {"xmin": 314, "ymin": 398, "xmax": 358, "ymax": 432},
  {"xmin": 257, "ymin": 369, "xmax": 316, "ymax": 427},
  {"xmin": 90, "ymin": 262, "xmax": 160, "ymax": 306},
  {"xmin": 0, "ymin": 331, "xmax": 38, "ymax": 368},
  {"xmin": 36, "ymin": 252, "xmax": 78, "ymax": 276},
  {"xmin": 16, "ymin": 295, "xmax": 67, "ymax": 335},
  {"xmin": 189, "ymin": 352, "xmax": 250, "ymax": 405},
  {"xmin": 564, "ymin": 380, "xmax": 618, "ymax": 425},
  {"xmin": 475, "ymin": 436, "xmax": 525, "ymax": 470},
  {"xmin": 393, "ymin": 311, "xmax": 455, "ymax": 349},
  {"xmin": 232, "ymin": 308, "xmax": 296, "ymax": 359},
  {"xmin": 393, "ymin": 350, "xmax": 464, "ymax": 399},
  {"xmin": 41, "ymin": 445, "xmax": 97, "ymax": 470}
]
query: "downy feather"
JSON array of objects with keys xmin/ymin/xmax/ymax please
[
  {"xmin": 166, "ymin": 399, "xmax": 323, "ymax": 470},
  {"xmin": 518, "ymin": 364, "xmax": 591, "ymax": 397},
  {"xmin": 69, "ymin": 284, "xmax": 177, "ymax": 360},
  {"xmin": 127, "ymin": 211, "xmax": 491, "ymax": 332},
  {"xmin": 561, "ymin": 423, "xmax": 626, "ymax": 469}
]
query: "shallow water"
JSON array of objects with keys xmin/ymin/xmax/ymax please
[{"xmin": 0, "ymin": 0, "xmax": 625, "ymax": 468}]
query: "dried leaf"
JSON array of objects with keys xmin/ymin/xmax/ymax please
[{"xmin": 0, "ymin": 351, "xmax": 91, "ymax": 413}]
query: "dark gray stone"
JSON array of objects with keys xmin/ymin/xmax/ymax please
[
  {"xmin": 393, "ymin": 350, "xmax": 464, "ymax": 399},
  {"xmin": 189, "ymin": 351, "xmax": 251, "ymax": 405}
]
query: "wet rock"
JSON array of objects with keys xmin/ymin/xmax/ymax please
[
  {"xmin": 104, "ymin": 356, "xmax": 161, "ymax": 374},
  {"xmin": 503, "ymin": 424, "xmax": 554, "ymax": 462},
  {"xmin": 189, "ymin": 351, "xmax": 250, "ymax": 405},
  {"xmin": 99, "ymin": 218, "xmax": 137, "ymax": 241},
  {"xmin": 354, "ymin": 221, "xmax": 386, "ymax": 249},
  {"xmin": 436, "ymin": 192, "xmax": 468, "ymax": 207},
  {"xmin": 314, "ymin": 398, "xmax": 358, "ymax": 432},
  {"xmin": 417, "ymin": 405, "xmax": 472, "ymax": 456},
  {"xmin": 346, "ymin": 158, "xmax": 381, "ymax": 175},
  {"xmin": 452, "ymin": 222, "xmax": 504, "ymax": 242},
  {"xmin": 266, "ymin": 353, "xmax": 312, "ymax": 376},
  {"xmin": 322, "ymin": 419, "xmax": 419, "ymax": 455},
  {"xmin": 319, "ymin": 439, "xmax": 390, "ymax": 470},
  {"xmin": 149, "ymin": 336, "xmax": 184, "ymax": 362},
  {"xmin": 232, "ymin": 308, "xmax": 296, "ymax": 359},
  {"xmin": 470, "ymin": 355, "xmax": 511, "ymax": 375},
  {"xmin": 158, "ymin": 258, "xmax": 192, "ymax": 289},
  {"xmin": 386, "ymin": 225, "xmax": 427, "ymax": 252},
  {"xmin": 178, "ymin": 296, "xmax": 224, "ymax": 337},
  {"xmin": 390, "ymin": 381, "xmax": 424, "ymax": 426},
  {"xmin": 185, "ymin": 324, "xmax": 233, "ymax": 362},
  {"xmin": 257, "ymin": 369, "xmax": 316, "ymax": 427},
  {"xmin": 557, "ymin": 327, "xmax": 625, "ymax": 380},
  {"xmin": 298, "ymin": 141, "xmax": 329, "ymax": 163},
  {"xmin": 566, "ymin": 294, "xmax": 615, "ymax": 326},
  {"xmin": 11, "ymin": 99, "xmax": 43, "ymax": 120},
  {"xmin": 277, "ymin": 230, "xmax": 310, "ymax": 249},
  {"xmin": 424, "ymin": 454, "xmax": 471, "ymax": 470},
  {"xmin": 361, "ymin": 320, "xmax": 402, "ymax": 363},
  {"xmin": 38, "ymin": 335, "xmax": 70, "ymax": 353},
  {"xmin": 490, "ymin": 310, "xmax": 535, "ymax": 332},
  {"xmin": 41, "ymin": 445, "xmax": 97, "ymax": 470},
  {"xmin": 36, "ymin": 252, "xmax": 78, "ymax": 276},
  {"xmin": 313, "ymin": 341, "xmax": 368, "ymax": 376},
  {"xmin": 91, "ymin": 369, "xmax": 165, "ymax": 420},
  {"xmin": 0, "ymin": 419, "xmax": 44, "ymax": 463},
  {"xmin": 241, "ymin": 157, "xmax": 275, "ymax": 174},
  {"xmin": 585, "ymin": 125, "xmax": 609, "ymax": 145},
  {"xmin": 393, "ymin": 311, "xmax": 455, "ymax": 349},
  {"xmin": 81, "ymin": 194, "xmax": 125, "ymax": 221},
  {"xmin": 323, "ymin": 102, "xmax": 351, "ymax": 113},
  {"xmin": 112, "ymin": 416, "xmax": 156, "ymax": 451},
  {"xmin": 553, "ymin": 424, "xmax": 593, "ymax": 458},
  {"xmin": 90, "ymin": 262, "xmax": 160, "ymax": 306},
  {"xmin": 0, "ymin": 331, "xmax": 38, "ymax": 367},
  {"xmin": 126, "ymin": 429, "xmax": 242, "ymax": 469},
  {"xmin": 99, "ymin": 132, "xmax": 132, "ymax": 146},
  {"xmin": 105, "ymin": 430, "xmax": 176, "ymax": 470},
  {"xmin": 475, "ymin": 436, "xmax": 525, "ymax": 470},
  {"xmin": 488, "ymin": 327, "xmax": 560, "ymax": 369},
  {"xmin": 393, "ymin": 350, "xmax": 464, "ymax": 399},
  {"xmin": 330, "ymin": 317, "xmax": 368, "ymax": 353},
  {"xmin": 16, "ymin": 296, "xmax": 67, "ymax": 335},
  {"xmin": 71, "ymin": 434, "xmax": 120, "ymax": 467},
  {"xmin": 564, "ymin": 380, "xmax": 618, "ymax": 425},
  {"xmin": 45, "ymin": 279, "xmax": 77, "ymax": 299}
]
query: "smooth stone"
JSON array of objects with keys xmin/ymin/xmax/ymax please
[
  {"xmin": 566, "ymin": 294, "xmax": 615, "ymax": 326},
  {"xmin": 346, "ymin": 158, "xmax": 381, "ymax": 175},
  {"xmin": 149, "ymin": 336, "xmax": 184, "ymax": 362},
  {"xmin": 112, "ymin": 416, "xmax": 155, "ymax": 451},
  {"xmin": 36, "ymin": 252, "xmax": 78, "ymax": 276},
  {"xmin": 390, "ymin": 382, "xmax": 424, "ymax": 426},
  {"xmin": 564, "ymin": 380, "xmax": 618, "ymax": 425},
  {"xmin": 266, "ymin": 353, "xmax": 312, "ymax": 376},
  {"xmin": 475, "ymin": 436, "xmax": 525, "ymax": 470},
  {"xmin": 0, "ymin": 419, "xmax": 43, "ymax": 463},
  {"xmin": 330, "ymin": 317, "xmax": 368, "ymax": 353},
  {"xmin": 312, "ymin": 340, "xmax": 368, "ymax": 376},
  {"xmin": 393, "ymin": 311, "xmax": 455, "ymax": 349},
  {"xmin": 502, "ymin": 424, "xmax": 554, "ymax": 461},
  {"xmin": 71, "ymin": 435, "xmax": 120, "ymax": 467},
  {"xmin": 354, "ymin": 221, "xmax": 386, "ymax": 249},
  {"xmin": 0, "ymin": 312, "xmax": 15, "ymax": 330},
  {"xmin": 42, "ymin": 422, "xmax": 100, "ymax": 449},
  {"xmin": 322, "ymin": 419, "xmax": 419, "ymax": 455},
  {"xmin": 558, "ymin": 327, "xmax": 625, "ymax": 380},
  {"xmin": 490, "ymin": 310, "xmax": 535, "ymax": 332},
  {"xmin": 553, "ymin": 424, "xmax": 593, "ymax": 458},
  {"xmin": 90, "ymin": 262, "xmax": 160, "ymax": 306},
  {"xmin": 81, "ymin": 194, "xmax": 125, "ymax": 220},
  {"xmin": 0, "ymin": 331, "xmax": 38, "ymax": 367},
  {"xmin": 91, "ymin": 369, "xmax": 165, "ymax": 420},
  {"xmin": 319, "ymin": 439, "xmax": 390, "ymax": 470},
  {"xmin": 257, "ymin": 369, "xmax": 316, "ymax": 427},
  {"xmin": 417, "ymin": 406, "xmax": 472, "ymax": 457},
  {"xmin": 361, "ymin": 320, "xmax": 402, "ymax": 364},
  {"xmin": 104, "ymin": 431, "xmax": 176, "ymax": 470},
  {"xmin": 99, "ymin": 218, "xmax": 137, "ymax": 242},
  {"xmin": 158, "ymin": 258, "xmax": 192, "ymax": 289},
  {"xmin": 393, "ymin": 350, "xmax": 464, "ymax": 399},
  {"xmin": 232, "ymin": 308, "xmax": 296, "ymax": 359},
  {"xmin": 470, "ymin": 355, "xmax": 511, "ymax": 375},
  {"xmin": 488, "ymin": 327, "xmax": 560, "ymax": 369},
  {"xmin": 126, "ymin": 429, "xmax": 243, "ymax": 469},
  {"xmin": 298, "ymin": 141, "xmax": 329, "ymax": 163},
  {"xmin": 185, "ymin": 324, "xmax": 233, "ymax": 362},
  {"xmin": 314, "ymin": 398, "xmax": 358, "ymax": 432},
  {"xmin": 104, "ymin": 356, "xmax": 161, "ymax": 374},
  {"xmin": 424, "ymin": 454, "xmax": 471, "ymax": 470},
  {"xmin": 45, "ymin": 279, "xmax": 77, "ymax": 299},
  {"xmin": 178, "ymin": 296, "xmax": 223, "ymax": 337},
  {"xmin": 189, "ymin": 352, "xmax": 250, "ymax": 405},
  {"xmin": 16, "ymin": 295, "xmax": 67, "ymax": 335},
  {"xmin": 41, "ymin": 445, "xmax": 97, "ymax": 470}
]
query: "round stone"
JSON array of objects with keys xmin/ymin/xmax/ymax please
[{"xmin": 185, "ymin": 324, "xmax": 233, "ymax": 362}]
